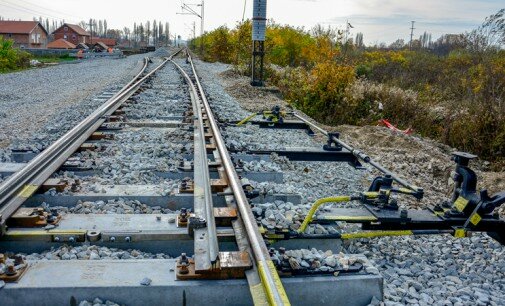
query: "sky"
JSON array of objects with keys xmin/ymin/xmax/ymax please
[{"xmin": 0, "ymin": 0, "xmax": 503, "ymax": 44}]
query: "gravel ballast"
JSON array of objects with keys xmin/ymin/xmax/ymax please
[
  {"xmin": 0, "ymin": 54, "xmax": 147, "ymax": 158},
  {"xmin": 2, "ymin": 51, "xmax": 503, "ymax": 305}
]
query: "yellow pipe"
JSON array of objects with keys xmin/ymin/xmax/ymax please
[
  {"xmin": 297, "ymin": 196, "xmax": 351, "ymax": 234},
  {"xmin": 237, "ymin": 113, "xmax": 259, "ymax": 126},
  {"xmin": 317, "ymin": 215, "xmax": 378, "ymax": 222}
]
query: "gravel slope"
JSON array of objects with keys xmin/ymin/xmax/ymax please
[{"xmin": 0, "ymin": 55, "xmax": 146, "ymax": 150}]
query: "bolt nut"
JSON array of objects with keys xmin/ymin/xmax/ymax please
[
  {"xmin": 110, "ymin": 236, "xmax": 116, "ymax": 242},
  {"xmin": 400, "ymin": 210, "xmax": 408, "ymax": 218},
  {"xmin": 179, "ymin": 262, "xmax": 189, "ymax": 274},
  {"xmin": 54, "ymin": 236, "xmax": 60, "ymax": 242},
  {"xmin": 6, "ymin": 264, "xmax": 16, "ymax": 276},
  {"xmin": 125, "ymin": 236, "xmax": 131, "ymax": 242},
  {"xmin": 68, "ymin": 236, "xmax": 75, "ymax": 243}
]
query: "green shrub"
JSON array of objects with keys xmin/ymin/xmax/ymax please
[
  {"xmin": 0, "ymin": 35, "xmax": 32, "ymax": 72},
  {"xmin": 190, "ymin": 20, "xmax": 505, "ymax": 165}
]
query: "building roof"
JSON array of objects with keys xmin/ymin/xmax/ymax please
[
  {"xmin": 47, "ymin": 38, "xmax": 76, "ymax": 49},
  {"xmin": 53, "ymin": 23, "xmax": 90, "ymax": 36},
  {"xmin": 93, "ymin": 41, "xmax": 109, "ymax": 49},
  {"xmin": 91, "ymin": 37, "xmax": 117, "ymax": 47},
  {"xmin": 0, "ymin": 21, "xmax": 48, "ymax": 35},
  {"xmin": 76, "ymin": 43, "xmax": 89, "ymax": 49}
]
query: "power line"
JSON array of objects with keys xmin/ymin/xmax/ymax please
[
  {"xmin": 14, "ymin": 0, "xmax": 85, "ymax": 21},
  {"xmin": 0, "ymin": 0, "xmax": 80, "ymax": 23}
]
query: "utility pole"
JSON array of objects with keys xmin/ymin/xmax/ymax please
[
  {"xmin": 409, "ymin": 21, "xmax": 415, "ymax": 50},
  {"xmin": 251, "ymin": 0, "xmax": 267, "ymax": 87},
  {"xmin": 88, "ymin": 19, "xmax": 93, "ymax": 44},
  {"xmin": 178, "ymin": 0, "xmax": 204, "ymax": 54}
]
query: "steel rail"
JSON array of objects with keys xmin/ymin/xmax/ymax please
[
  {"xmin": 0, "ymin": 49, "xmax": 183, "ymax": 230},
  {"xmin": 293, "ymin": 113, "xmax": 423, "ymax": 194},
  {"xmin": 185, "ymin": 52, "xmax": 290, "ymax": 305},
  {"xmin": 169, "ymin": 58, "xmax": 220, "ymax": 269}
]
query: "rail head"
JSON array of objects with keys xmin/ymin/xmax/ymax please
[{"xmin": 169, "ymin": 57, "xmax": 220, "ymax": 269}]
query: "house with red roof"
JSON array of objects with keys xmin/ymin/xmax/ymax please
[
  {"xmin": 47, "ymin": 38, "xmax": 76, "ymax": 49},
  {"xmin": 0, "ymin": 21, "xmax": 48, "ymax": 49},
  {"xmin": 91, "ymin": 37, "xmax": 117, "ymax": 47},
  {"xmin": 52, "ymin": 23, "xmax": 90, "ymax": 45}
]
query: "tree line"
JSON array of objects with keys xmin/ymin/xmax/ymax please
[
  {"xmin": 191, "ymin": 9, "xmax": 505, "ymax": 166},
  {"xmin": 0, "ymin": 16, "xmax": 173, "ymax": 47}
]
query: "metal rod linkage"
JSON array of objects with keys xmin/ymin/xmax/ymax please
[{"xmin": 293, "ymin": 113, "xmax": 422, "ymax": 194}]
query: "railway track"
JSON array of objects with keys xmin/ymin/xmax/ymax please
[{"xmin": 0, "ymin": 48, "xmax": 504, "ymax": 306}]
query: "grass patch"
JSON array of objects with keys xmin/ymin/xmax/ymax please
[{"xmin": 33, "ymin": 54, "xmax": 76, "ymax": 63}]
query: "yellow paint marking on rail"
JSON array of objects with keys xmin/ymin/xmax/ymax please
[
  {"xmin": 17, "ymin": 184, "xmax": 39, "ymax": 198},
  {"xmin": 257, "ymin": 260, "xmax": 291, "ymax": 305},
  {"xmin": 250, "ymin": 283, "xmax": 269, "ymax": 306}
]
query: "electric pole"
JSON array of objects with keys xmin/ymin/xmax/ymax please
[
  {"xmin": 409, "ymin": 21, "xmax": 415, "ymax": 50},
  {"xmin": 178, "ymin": 0, "xmax": 205, "ymax": 54},
  {"xmin": 88, "ymin": 19, "xmax": 93, "ymax": 44},
  {"xmin": 251, "ymin": 0, "xmax": 267, "ymax": 87}
]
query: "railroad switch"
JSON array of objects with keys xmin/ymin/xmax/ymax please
[
  {"xmin": 7, "ymin": 207, "xmax": 61, "ymax": 228},
  {"xmin": 78, "ymin": 143, "xmax": 99, "ymax": 152},
  {"xmin": 177, "ymin": 160, "xmax": 193, "ymax": 172},
  {"xmin": 205, "ymin": 139, "xmax": 217, "ymax": 153},
  {"xmin": 177, "ymin": 208, "xmax": 189, "ymax": 227},
  {"xmin": 211, "ymin": 167, "xmax": 229, "ymax": 192},
  {"xmin": 262, "ymin": 105, "xmax": 285, "ymax": 124},
  {"xmin": 97, "ymin": 122, "xmax": 124, "ymax": 132},
  {"xmin": 187, "ymin": 216, "xmax": 206, "ymax": 237},
  {"xmin": 0, "ymin": 253, "xmax": 29, "ymax": 283},
  {"xmin": 323, "ymin": 132, "xmax": 343, "ymax": 151},
  {"xmin": 89, "ymin": 132, "xmax": 114, "ymax": 141},
  {"xmin": 241, "ymin": 177, "xmax": 260, "ymax": 199},
  {"xmin": 233, "ymin": 158, "xmax": 245, "ymax": 170},
  {"xmin": 176, "ymin": 251, "xmax": 252, "ymax": 280},
  {"xmin": 40, "ymin": 178, "xmax": 69, "ymax": 193},
  {"xmin": 62, "ymin": 158, "xmax": 88, "ymax": 171},
  {"xmin": 113, "ymin": 109, "xmax": 125, "ymax": 116},
  {"xmin": 104, "ymin": 115, "xmax": 124, "ymax": 123},
  {"xmin": 270, "ymin": 152, "xmax": 505, "ymax": 245},
  {"xmin": 236, "ymin": 105, "xmax": 287, "ymax": 126},
  {"xmin": 183, "ymin": 110, "xmax": 194, "ymax": 123},
  {"xmin": 214, "ymin": 207, "xmax": 238, "ymax": 227},
  {"xmin": 179, "ymin": 178, "xmax": 194, "ymax": 193}
]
